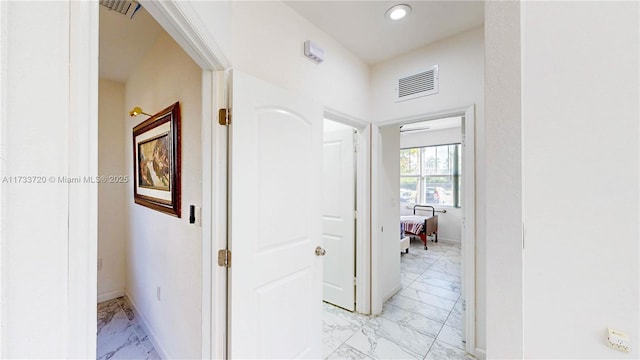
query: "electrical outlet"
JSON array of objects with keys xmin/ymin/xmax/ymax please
[
  {"xmin": 156, "ymin": 286, "xmax": 161, "ymax": 301},
  {"xmin": 608, "ymin": 328, "xmax": 630, "ymax": 353},
  {"xmin": 97, "ymin": 258, "xmax": 103, "ymax": 271}
]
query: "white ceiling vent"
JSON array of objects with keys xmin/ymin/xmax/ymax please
[
  {"xmin": 100, "ymin": 0, "xmax": 136, "ymax": 15},
  {"xmin": 396, "ymin": 65, "xmax": 439, "ymax": 102}
]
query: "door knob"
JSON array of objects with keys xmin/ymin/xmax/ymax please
[{"xmin": 315, "ymin": 246, "xmax": 326, "ymax": 256}]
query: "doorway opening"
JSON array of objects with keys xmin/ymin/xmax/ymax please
[
  {"xmin": 95, "ymin": 3, "xmax": 224, "ymax": 358},
  {"xmin": 372, "ymin": 106, "xmax": 476, "ymax": 356},
  {"xmin": 322, "ymin": 119, "xmax": 359, "ymax": 312},
  {"xmin": 322, "ymin": 111, "xmax": 372, "ymax": 317}
]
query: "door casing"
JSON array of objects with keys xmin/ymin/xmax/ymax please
[
  {"xmin": 68, "ymin": 1, "xmax": 229, "ymax": 358},
  {"xmin": 323, "ymin": 110, "xmax": 371, "ymax": 315},
  {"xmin": 371, "ymin": 105, "xmax": 477, "ymax": 355}
]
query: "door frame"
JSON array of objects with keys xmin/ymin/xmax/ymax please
[
  {"xmin": 323, "ymin": 108, "xmax": 371, "ymax": 314},
  {"xmin": 128, "ymin": 2, "xmax": 231, "ymax": 358},
  {"xmin": 372, "ymin": 104, "xmax": 476, "ymax": 355},
  {"xmin": 69, "ymin": 1, "xmax": 229, "ymax": 358}
]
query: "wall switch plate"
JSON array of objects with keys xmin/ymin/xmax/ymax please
[
  {"xmin": 195, "ymin": 206, "xmax": 202, "ymax": 226},
  {"xmin": 608, "ymin": 328, "xmax": 630, "ymax": 353}
]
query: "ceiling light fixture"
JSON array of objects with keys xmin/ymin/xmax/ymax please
[
  {"xmin": 385, "ymin": 4, "xmax": 412, "ymax": 21},
  {"xmin": 128, "ymin": 106, "xmax": 152, "ymax": 117}
]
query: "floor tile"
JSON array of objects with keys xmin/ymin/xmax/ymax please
[
  {"xmin": 437, "ymin": 324, "xmax": 464, "ymax": 350},
  {"xmin": 322, "ymin": 242, "xmax": 467, "ymax": 360},
  {"xmin": 346, "ymin": 317, "xmax": 434, "ymax": 359},
  {"xmin": 400, "ymin": 262, "xmax": 428, "ymax": 277},
  {"xmin": 323, "ymin": 303, "xmax": 368, "ymax": 342},
  {"xmin": 388, "ymin": 295, "xmax": 451, "ymax": 323},
  {"xmin": 380, "ymin": 304, "xmax": 444, "ymax": 339},
  {"xmin": 415, "ymin": 275, "xmax": 461, "ymax": 293},
  {"xmin": 420, "ymin": 269, "xmax": 462, "ymax": 284},
  {"xmin": 430, "ymin": 260, "xmax": 462, "ymax": 276},
  {"xmin": 425, "ymin": 340, "xmax": 469, "ymax": 360},
  {"xmin": 399, "ymin": 288, "xmax": 457, "ymax": 312},
  {"xmin": 408, "ymin": 281, "xmax": 460, "ymax": 301},
  {"xmin": 97, "ymin": 311, "xmax": 147, "ymax": 360},
  {"xmin": 444, "ymin": 309, "xmax": 464, "ymax": 330},
  {"xmin": 324, "ymin": 333, "xmax": 345, "ymax": 359},
  {"xmin": 97, "ymin": 296, "xmax": 158, "ymax": 360},
  {"xmin": 326, "ymin": 344, "xmax": 374, "ymax": 360}
]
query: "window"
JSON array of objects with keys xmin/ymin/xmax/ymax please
[{"xmin": 400, "ymin": 144, "xmax": 461, "ymax": 207}]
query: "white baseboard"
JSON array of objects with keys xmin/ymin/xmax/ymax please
[
  {"xmin": 474, "ymin": 347, "xmax": 486, "ymax": 360},
  {"xmin": 125, "ymin": 292, "xmax": 170, "ymax": 360},
  {"xmin": 97, "ymin": 289, "xmax": 124, "ymax": 303},
  {"xmin": 382, "ymin": 282, "xmax": 403, "ymax": 304}
]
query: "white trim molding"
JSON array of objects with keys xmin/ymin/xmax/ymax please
[
  {"xmin": 323, "ymin": 109, "xmax": 371, "ymax": 315},
  {"xmin": 139, "ymin": 4, "xmax": 228, "ymax": 356},
  {"xmin": 68, "ymin": 2, "xmax": 99, "ymax": 358},
  {"xmin": 126, "ymin": 292, "xmax": 170, "ymax": 360},
  {"xmin": 0, "ymin": 1, "xmax": 6, "ymax": 353},
  {"xmin": 371, "ymin": 104, "xmax": 477, "ymax": 357},
  {"xmin": 461, "ymin": 105, "xmax": 476, "ymax": 355},
  {"xmin": 97, "ymin": 290, "xmax": 125, "ymax": 304},
  {"xmin": 140, "ymin": 0, "xmax": 230, "ymax": 71}
]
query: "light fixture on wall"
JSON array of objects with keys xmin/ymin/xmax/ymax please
[
  {"xmin": 385, "ymin": 4, "xmax": 412, "ymax": 21},
  {"xmin": 129, "ymin": 106, "xmax": 152, "ymax": 117}
]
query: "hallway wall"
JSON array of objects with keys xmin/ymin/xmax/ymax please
[
  {"xmin": 124, "ymin": 32, "xmax": 202, "ymax": 359},
  {"xmin": 520, "ymin": 2, "xmax": 639, "ymax": 357},
  {"xmin": 98, "ymin": 79, "xmax": 127, "ymax": 301},
  {"xmin": 370, "ymin": 27, "xmax": 486, "ymax": 351}
]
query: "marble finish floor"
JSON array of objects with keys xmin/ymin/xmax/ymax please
[
  {"xmin": 97, "ymin": 296, "xmax": 160, "ymax": 360},
  {"xmin": 323, "ymin": 239, "xmax": 474, "ymax": 360}
]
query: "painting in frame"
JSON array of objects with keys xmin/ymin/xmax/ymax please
[{"xmin": 132, "ymin": 102, "xmax": 181, "ymax": 217}]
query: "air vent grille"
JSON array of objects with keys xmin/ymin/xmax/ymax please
[
  {"xmin": 396, "ymin": 65, "xmax": 439, "ymax": 102},
  {"xmin": 100, "ymin": 0, "xmax": 135, "ymax": 15}
]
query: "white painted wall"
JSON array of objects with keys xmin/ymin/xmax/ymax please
[
  {"xmin": 484, "ymin": 2, "xmax": 522, "ymax": 358},
  {"xmin": 0, "ymin": 2, "xmax": 72, "ymax": 357},
  {"xmin": 521, "ymin": 2, "xmax": 639, "ymax": 358},
  {"xmin": 400, "ymin": 127, "xmax": 462, "ymax": 243},
  {"xmin": 370, "ymin": 27, "xmax": 484, "ymax": 124},
  {"xmin": 124, "ymin": 32, "xmax": 202, "ymax": 359},
  {"xmin": 371, "ymin": 27, "xmax": 486, "ymax": 350},
  {"xmin": 378, "ymin": 126, "xmax": 401, "ymax": 304},
  {"xmin": 98, "ymin": 79, "xmax": 126, "ymax": 302},
  {"xmin": 230, "ymin": 1, "xmax": 370, "ymax": 120},
  {"xmin": 147, "ymin": 0, "xmax": 371, "ymax": 123}
]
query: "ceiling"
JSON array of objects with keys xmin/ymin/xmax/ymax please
[
  {"xmin": 99, "ymin": 1, "xmax": 484, "ymax": 81},
  {"xmin": 284, "ymin": 1, "xmax": 484, "ymax": 64},
  {"xmin": 99, "ymin": 6, "xmax": 165, "ymax": 82}
]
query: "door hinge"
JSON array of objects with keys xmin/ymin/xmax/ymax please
[
  {"xmin": 218, "ymin": 108, "xmax": 231, "ymax": 126},
  {"xmin": 353, "ymin": 277, "xmax": 358, "ymax": 286},
  {"xmin": 354, "ymin": 210, "xmax": 358, "ymax": 220},
  {"xmin": 217, "ymin": 249, "xmax": 231, "ymax": 268}
]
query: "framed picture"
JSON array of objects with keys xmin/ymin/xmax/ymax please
[{"xmin": 132, "ymin": 102, "xmax": 181, "ymax": 217}]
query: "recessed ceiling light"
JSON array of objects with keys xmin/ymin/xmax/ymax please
[{"xmin": 386, "ymin": 4, "xmax": 412, "ymax": 21}]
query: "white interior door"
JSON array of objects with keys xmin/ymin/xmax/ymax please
[
  {"xmin": 228, "ymin": 71, "xmax": 324, "ymax": 359},
  {"xmin": 322, "ymin": 123, "xmax": 356, "ymax": 311}
]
